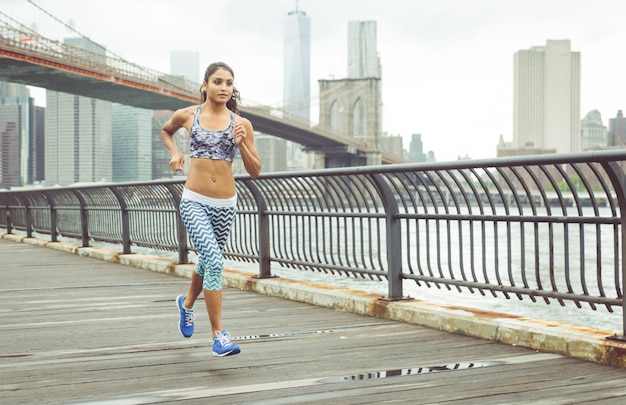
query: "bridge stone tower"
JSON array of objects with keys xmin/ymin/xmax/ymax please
[
  {"xmin": 316, "ymin": 77, "xmax": 382, "ymax": 167},
  {"xmin": 312, "ymin": 21, "xmax": 383, "ymax": 168}
]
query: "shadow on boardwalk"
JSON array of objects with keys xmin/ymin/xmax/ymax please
[{"xmin": 2, "ymin": 238, "xmax": 626, "ymax": 404}]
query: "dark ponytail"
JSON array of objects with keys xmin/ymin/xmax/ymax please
[{"xmin": 200, "ymin": 62, "xmax": 240, "ymax": 114}]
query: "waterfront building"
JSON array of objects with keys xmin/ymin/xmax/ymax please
[
  {"xmin": 45, "ymin": 91, "xmax": 112, "ymax": 186},
  {"xmin": 580, "ymin": 110, "xmax": 607, "ymax": 150},
  {"xmin": 513, "ymin": 39, "xmax": 581, "ymax": 153},
  {"xmin": 608, "ymin": 110, "xmax": 626, "ymax": 147},
  {"xmin": 248, "ymin": 134, "xmax": 287, "ymax": 173},
  {"xmin": 0, "ymin": 82, "xmax": 43, "ymax": 188},
  {"xmin": 31, "ymin": 105, "xmax": 45, "ymax": 184},
  {"xmin": 0, "ymin": 103, "xmax": 20, "ymax": 189},
  {"xmin": 112, "ymin": 104, "xmax": 152, "ymax": 182},
  {"xmin": 380, "ymin": 133, "xmax": 405, "ymax": 159}
]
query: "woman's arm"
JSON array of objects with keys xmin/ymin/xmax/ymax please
[
  {"xmin": 234, "ymin": 117, "xmax": 262, "ymax": 179},
  {"xmin": 161, "ymin": 108, "xmax": 190, "ymax": 172}
]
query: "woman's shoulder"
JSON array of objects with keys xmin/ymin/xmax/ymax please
[
  {"xmin": 234, "ymin": 113, "xmax": 252, "ymax": 127},
  {"xmin": 178, "ymin": 105, "xmax": 199, "ymax": 116},
  {"xmin": 171, "ymin": 105, "xmax": 198, "ymax": 124}
]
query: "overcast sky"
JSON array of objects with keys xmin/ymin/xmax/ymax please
[{"xmin": 4, "ymin": 0, "xmax": 626, "ymax": 162}]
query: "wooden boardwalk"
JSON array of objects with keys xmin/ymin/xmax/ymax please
[{"xmin": 2, "ymin": 238, "xmax": 626, "ymax": 404}]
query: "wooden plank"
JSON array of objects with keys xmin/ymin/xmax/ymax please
[{"xmin": 1, "ymin": 239, "xmax": 626, "ymax": 404}]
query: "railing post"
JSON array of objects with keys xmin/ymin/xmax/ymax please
[
  {"xmin": 71, "ymin": 190, "xmax": 90, "ymax": 248},
  {"xmin": 243, "ymin": 180, "xmax": 273, "ymax": 279},
  {"xmin": 5, "ymin": 206, "xmax": 12, "ymax": 234},
  {"xmin": 371, "ymin": 173, "xmax": 410, "ymax": 301},
  {"xmin": 602, "ymin": 161, "xmax": 626, "ymax": 341},
  {"xmin": 42, "ymin": 191, "xmax": 58, "ymax": 242},
  {"xmin": 24, "ymin": 195, "xmax": 32, "ymax": 239},
  {"xmin": 165, "ymin": 184, "xmax": 189, "ymax": 264},
  {"xmin": 109, "ymin": 186, "xmax": 132, "ymax": 255}
]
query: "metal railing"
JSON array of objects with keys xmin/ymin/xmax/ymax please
[{"xmin": 1, "ymin": 150, "xmax": 625, "ymax": 338}]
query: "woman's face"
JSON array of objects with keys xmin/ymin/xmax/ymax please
[{"xmin": 205, "ymin": 68, "xmax": 234, "ymax": 102}]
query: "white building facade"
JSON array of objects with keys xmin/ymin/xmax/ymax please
[{"xmin": 513, "ymin": 39, "xmax": 581, "ymax": 153}]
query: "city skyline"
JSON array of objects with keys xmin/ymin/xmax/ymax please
[{"xmin": 4, "ymin": 0, "xmax": 626, "ymax": 162}]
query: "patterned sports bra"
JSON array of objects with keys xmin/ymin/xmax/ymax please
[{"xmin": 189, "ymin": 106, "xmax": 236, "ymax": 161}]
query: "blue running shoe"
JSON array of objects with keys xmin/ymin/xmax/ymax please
[
  {"xmin": 176, "ymin": 295, "xmax": 195, "ymax": 338},
  {"xmin": 212, "ymin": 330, "xmax": 240, "ymax": 357}
]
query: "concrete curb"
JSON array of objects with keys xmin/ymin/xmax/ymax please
[{"xmin": 4, "ymin": 233, "xmax": 626, "ymax": 368}]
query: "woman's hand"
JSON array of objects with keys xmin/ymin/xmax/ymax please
[
  {"xmin": 169, "ymin": 152, "xmax": 185, "ymax": 172},
  {"xmin": 233, "ymin": 121, "xmax": 247, "ymax": 146}
]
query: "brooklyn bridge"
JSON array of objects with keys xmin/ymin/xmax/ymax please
[{"xmin": 0, "ymin": 8, "xmax": 407, "ymax": 167}]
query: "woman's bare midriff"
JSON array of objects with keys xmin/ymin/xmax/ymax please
[{"xmin": 184, "ymin": 158, "xmax": 236, "ymax": 198}]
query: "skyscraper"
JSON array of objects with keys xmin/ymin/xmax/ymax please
[
  {"xmin": 409, "ymin": 133, "xmax": 427, "ymax": 163},
  {"xmin": 112, "ymin": 104, "xmax": 152, "ymax": 182},
  {"xmin": 45, "ymin": 92, "xmax": 112, "ymax": 185},
  {"xmin": 0, "ymin": 103, "xmax": 20, "ymax": 189},
  {"xmin": 283, "ymin": 4, "xmax": 311, "ymax": 170},
  {"xmin": 513, "ymin": 40, "xmax": 581, "ymax": 153},
  {"xmin": 254, "ymin": 134, "xmax": 287, "ymax": 172},
  {"xmin": 0, "ymin": 82, "xmax": 41, "ymax": 188},
  {"xmin": 283, "ymin": 6, "xmax": 310, "ymax": 119},
  {"xmin": 608, "ymin": 110, "xmax": 626, "ymax": 147},
  {"xmin": 347, "ymin": 21, "xmax": 381, "ymax": 79},
  {"xmin": 45, "ymin": 37, "xmax": 112, "ymax": 186}
]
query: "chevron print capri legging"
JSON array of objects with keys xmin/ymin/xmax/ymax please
[{"xmin": 179, "ymin": 199, "xmax": 236, "ymax": 290}]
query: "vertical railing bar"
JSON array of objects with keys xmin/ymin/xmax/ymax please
[
  {"xmin": 418, "ymin": 171, "xmax": 448, "ymax": 287},
  {"xmin": 521, "ymin": 165, "xmax": 556, "ymax": 305},
  {"xmin": 482, "ymin": 169, "xmax": 512, "ymax": 297},
  {"xmin": 553, "ymin": 164, "xmax": 584, "ymax": 308},
  {"xmin": 470, "ymin": 168, "xmax": 498, "ymax": 290},
  {"xmin": 509, "ymin": 166, "xmax": 540, "ymax": 303},
  {"xmin": 493, "ymin": 166, "xmax": 525, "ymax": 300},
  {"xmin": 456, "ymin": 168, "xmax": 489, "ymax": 294},
  {"xmin": 409, "ymin": 174, "xmax": 434, "ymax": 286},
  {"xmin": 585, "ymin": 162, "xmax": 621, "ymax": 311},
  {"xmin": 600, "ymin": 161, "xmax": 626, "ymax": 340},
  {"xmin": 430, "ymin": 170, "xmax": 458, "ymax": 291}
]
